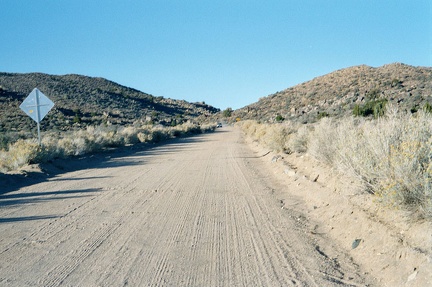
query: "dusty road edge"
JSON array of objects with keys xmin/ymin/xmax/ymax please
[{"xmin": 244, "ymin": 136, "xmax": 432, "ymax": 286}]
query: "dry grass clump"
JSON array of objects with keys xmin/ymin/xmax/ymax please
[
  {"xmin": 286, "ymin": 124, "xmax": 311, "ymax": 153},
  {"xmin": 0, "ymin": 122, "xmax": 216, "ymax": 173},
  {"xmin": 237, "ymin": 120, "xmax": 298, "ymax": 153},
  {"xmin": 307, "ymin": 108, "xmax": 432, "ymax": 218},
  {"xmin": 238, "ymin": 107, "xmax": 432, "ymax": 219},
  {"xmin": 0, "ymin": 139, "xmax": 40, "ymax": 172}
]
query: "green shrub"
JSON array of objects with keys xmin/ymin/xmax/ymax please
[
  {"xmin": 423, "ymin": 102, "xmax": 432, "ymax": 114},
  {"xmin": 366, "ymin": 88, "xmax": 381, "ymax": 100},
  {"xmin": 317, "ymin": 111, "xmax": 329, "ymax": 120},
  {"xmin": 0, "ymin": 134, "xmax": 11, "ymax": 151},
  {"xmin": 275, "ymin": 114, "xmax": 285, "ymax": 122},
  {"xmin": 222, "ymin": 108, "xmax": 233, "ymax": 118},
  {"xmin": 353, "ymin": 99, "xmax": 387, "ymax": 118},
  {"xmin": 73, "ymin": 114, "xmax": 81, "ymax": 123}
]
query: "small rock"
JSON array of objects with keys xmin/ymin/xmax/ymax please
[
  {"xmin": 407, "ymin": 269, "xmax": 418, "ymax": 282},
  {"xmin": 271, "ymin": 155, "xmax": 283, "ymax": 162},
  {"xmin": 352, "ymin": 239, "xmax": 362, "ymax": 249},
  {"xmin": 284, "ymin": 168, "xmax": 296, "ymax": 177}
]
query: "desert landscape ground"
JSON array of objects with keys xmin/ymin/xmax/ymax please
[
  {"xmin": 1, "ymin": 64, "xmax": 432, "ymax": 286},
  {"xmin": 0, "ymin": 127, "xmax": 381, "ymax": 286},
  {"xmin": 2, "ymin": 1, "xmax": 431, "ymax": 285}
]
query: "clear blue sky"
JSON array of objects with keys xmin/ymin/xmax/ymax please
[{"xmin": 1, "ymin": 1, "xmax": 431, "ymax": 110}]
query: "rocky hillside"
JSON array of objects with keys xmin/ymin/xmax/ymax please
[
  {"xmin": 0, "ymin": 73, "xmax": 219, "ymax": 134},
  {"xmin": 233, "ymin": 63, "xmax": 432, "ymax": 123}
]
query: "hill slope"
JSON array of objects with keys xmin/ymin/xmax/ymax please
[
  {"xmin": 234, "ymin": 63, "xmax": 432, "ymax": 123},
  {"xmin": 0, "ymin": 72, "xmax": 219, "ymax": 133}
]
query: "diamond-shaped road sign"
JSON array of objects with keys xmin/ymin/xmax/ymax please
[
  {"xmin": 20, "ymin": 88, "xmax": 54, "ymax": 123},
  {"xmin": 20, "ymin": 88, "xmax": 54, "ymax": 145}
]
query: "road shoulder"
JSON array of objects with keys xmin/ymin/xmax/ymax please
[{"xmin": 244, "ymin": 135, "xmax": 432, "ymax": 286}]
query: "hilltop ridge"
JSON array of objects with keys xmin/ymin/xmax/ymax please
[
  {"xmin": 0, "ymin": 72, "xmax": 219, "ymax": 134},
  {"xmin": 234, "ymin": 63, "xmax": 432, "ymax": 123}
]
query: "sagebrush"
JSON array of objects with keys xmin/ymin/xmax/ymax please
[
  {"xmin": 238, "ymin": 107, "xmax": 432, "ymax": 220},
  {"xmin": 0, "ymin": 122, "xmax": 215, "ymax": 173}
]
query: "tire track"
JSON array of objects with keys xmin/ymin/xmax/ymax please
[
  {"xmin": 0, "ymin": 160, "xmax": 156, "ymax": 286},
  {"xmin": 0, "ymin": 129, "xmax": 374, "ymax": 286},
  {"xmin": 0, "ymin": 163, "xmax": 148, "ymax": 256},
  {"xmin": 38, "ymin": 183, "xmax": 151, "ymax": 287},
  {"xmin": 39, "ymin": 217, "xmax": 124, "ymax": 287},
  {"xmin": 103, "ymin": 153, "xmax": 211, "ymax": 286}
]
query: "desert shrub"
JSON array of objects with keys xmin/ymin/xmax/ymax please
[
  {"xmin": 237, "ymin": 120, "xmax": 296, "ymax": 153},
  {"xmin": 264, "ymin": 124, "xmax": 296, "ymax": 153},
  {"xmin": 149, "ymin": 128, "xmax": 168, "ymax": 143},
  {"xmin": 222, "ymin": 108, "xmax": 233, "ymax": 118},
  {"xmin": 353, "ymin": 99, "xmax": 387, "ymax": 118},
  {"xmin": 37, "ymin": 135, "xmax": 66, "ymax": 160},
  {"xmin": 423, "ymin": 102, "xmax": 432, "ymax": 114},
  {"xmin": 287, "ymin": 124, "xmax": 311, "ymax": 153},
  {"xmin": 0, "ymin": 139, "xmax": 40, "ymax": 172},
  {"xmin": 185, "ymin": 124, "xmax": 202, "ymax": 135},
  {"xmin": 275, "ymin": 114, "xmax": 285, "ymax": 122},
  {"xmin": 237, "ymin": 120, "xmax": 267, "ymax": 144},
  {"xmin": 171, "ymin": 129, "xmax": 183, "ymax": 137},
  {"xmin": 0, "ymin": 134, "xmax": 10, "ymax": 151},
  {"xmin": 366, "ymin": 88, "xmax": 381, "ymax": 100},
  {"xmin": 137, "ymin": 126, "xmax": 154, "ymax": 143},
  {"xmin": 309, "ymin": 106, "xmax": 432, "ymax": 219},
  {"xmin": 308, "ymin": 117, "xmax": 342, "ymax": 165},
  {"xmin": 199, "ymin": 123, "xmax": 217, "ymax": 133},
  {"xmin": 239, "ymin": 106, "xmax": 432, "ymax": 219},
  {"xmin": 119, "ymin": 126, "xmax": 140, "ymax": 145},
  {"xmin": 317, "ymin": 111, "xmax": 329, "ymax": 120}
]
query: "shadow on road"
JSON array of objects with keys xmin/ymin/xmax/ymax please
[
  {"xmin": 0, "ymin": 187, "xmax": 102, "ymax": 224},
  {"xmin": 0, "ymin": 215, "xmax": 59, "ymax": 224},
  {"xmin": 0, "ymin": 188, "xmax": 102, "ymax": 207}
]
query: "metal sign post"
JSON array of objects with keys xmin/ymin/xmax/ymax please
[{"xmin": 20, "ymin": 88, "xmax": 54, "ymax": 145}]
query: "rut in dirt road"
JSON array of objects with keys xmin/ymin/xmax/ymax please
[{"xmin": 0, "ymin": 127, "xmax": 373, "ymax": 286}]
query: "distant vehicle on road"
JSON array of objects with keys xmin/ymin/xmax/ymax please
[{"xmin": 216, "ymin": 123, "xmax": 222, "ymax": 128}]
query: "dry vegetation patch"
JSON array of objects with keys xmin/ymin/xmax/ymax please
[
  {"xmin": 239, "ymin": 109, "xmax": 432, "ymax": 284},
  {"xmin": 237, "ymin": 106, "xmax": 432, "ymax": 220},
  {"xmin": 0, "ymin": 122, "xmax": 216, "ymax": 173}
]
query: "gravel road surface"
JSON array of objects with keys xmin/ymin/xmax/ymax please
[{"xmin": 0, "ymin": 127, "xmax": 372, "ymax": 286}]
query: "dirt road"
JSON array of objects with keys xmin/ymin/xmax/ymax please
[{"xmin": 0, "ymin": 127, "xmax": 372, "ymax": 286}]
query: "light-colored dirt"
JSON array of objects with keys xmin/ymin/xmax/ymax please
[
  {"xmin": 0, "ymin": 127, "xmax": 374, "ymax": 286},
  {"xmin": 244, "ymin": 133, "xmax": 432, "ymax": 287}
]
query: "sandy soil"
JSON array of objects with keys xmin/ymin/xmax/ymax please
[
  {"xmin": 245, "ymin": 132, "xmax": 432, "ymax": 287},
  {"xmin": 0, "ymin": 126, "xmax": 414, "ymax": 286}
]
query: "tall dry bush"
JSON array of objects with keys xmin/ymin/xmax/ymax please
[
  {"xmin": 0, "ymin": 139, "xmax": 39, "ymax": 172},
  {"xmin": 307, "ymin": 117, "xmax": 339, "ymax": 165},
  {"xmin": 236, "ymin": 120, "xmax": 297, "ymax": 153},
  {"xmin": 238, "ymin": 107, "xmax": 432, "ymax": 219},
  {"xmin": 286, "ymin": 124, "xmax": 311, "ymax": 153},
  {"xmin": 308, "ymin": 106, "xmax": 432, "ymax": 219}
]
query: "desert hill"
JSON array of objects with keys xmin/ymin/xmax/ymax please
[
  {"xmin": 233, "ymin": 63, "xmax": 432, "ymax": 123},
  {"xmin": 0, "ymin": 72, "xmax": 219, "ymax": 134}
]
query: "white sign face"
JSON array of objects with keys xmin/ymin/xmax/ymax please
[{"xmin": 20, "ymin": 88, "xmax": 54, "ymax": 123}]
